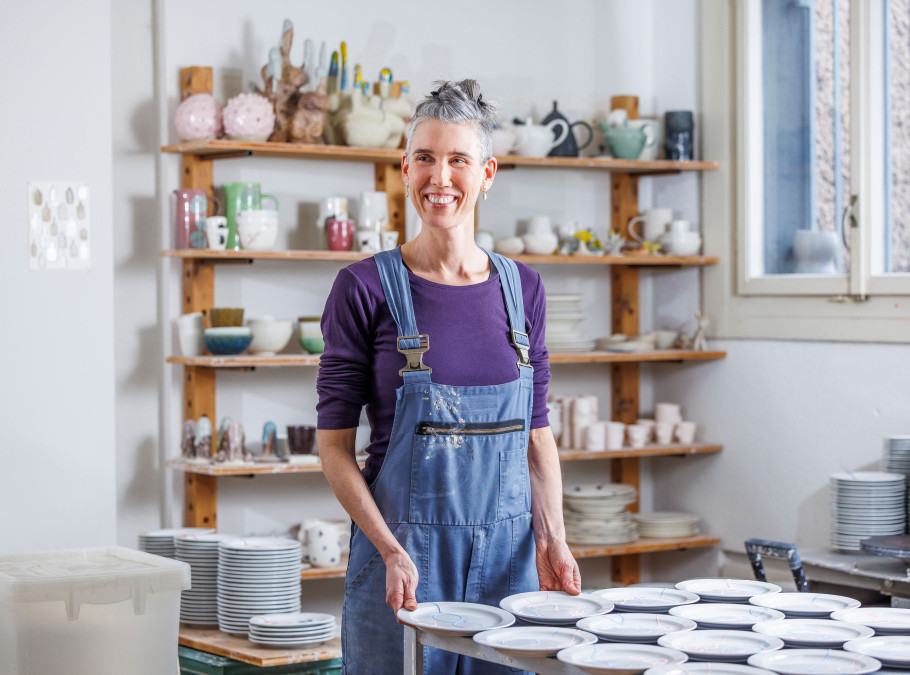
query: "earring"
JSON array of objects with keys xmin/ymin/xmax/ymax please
[
  {"xmin": 405, "ymin": 183, "xmax": 409, "ymax": 198},
  {"xmin": 481, "ymin": 187, "xmax": 487, "ymax": 200}
]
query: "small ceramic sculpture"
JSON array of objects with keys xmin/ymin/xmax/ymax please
[
  {"xmin": 262, "ymin": 421, "xmax": 279, "ymax": 458},
  {"xmin": 194, "ymin": 415, "xmax": 213, "ymax": 461},
  {"xmin": 225, "ymin": 423, "xmax": 244, "ymax": 463},
  {"xmin": 223, "ymin": 93, "xmax": 275, "ymax": 141},
  {"xmin": 692, "ymin": 311, "xmax": 710, "ymax": 351},
  {"xmin": 602, "ymin": 230, "xmax": 625, "ymax": 255},
  {"xmin": 181, "ymin": 419, "xmax": 196, "ymax": 459},
  {"xmin": 213, "ymin": 416, "xmax": 233, "ymax": 463},
  {"xmin": 174, "ymin": 93, "xmax": 223, "ymax": 142}
]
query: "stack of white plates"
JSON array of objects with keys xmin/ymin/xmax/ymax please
[
  {"xmin": 248, "ymin": 612, "xmax": 336, "ymax": 649},
  {"xmin": 634, "ymin": 512, "xmax": 700, "ymax": 538},
  {"xmin": 499, "ymin": 590, "xmax": 613, "ymax": 626},
  {"xmin": 217, "ymin": 537, "xmax": 302, "ymax": 635},
  {"xmin": 883, "ymin": 437, "xmax": 910, "ymax": 476},
  {"xmin": 564, "ymin": 482, "xmax": 638, "ymax": 545},
  {"xmin": 830, "ymin": 472, "xmax": 907, "ymax": 551},
  {"xmin": 138, "ymin": 527, "xmax": 214, "ymax": 558},
  {"xmin": 546, "ymin": 294, "xmax": 595, "ymax": 352},
  {"xmin": 175, "ymin": 532, "xmax": 235, "ymax": 626}
]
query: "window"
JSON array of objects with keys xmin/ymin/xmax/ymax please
[{"xmin": 699, "ymin": 0, "xmax": 910, "ymax": 342}]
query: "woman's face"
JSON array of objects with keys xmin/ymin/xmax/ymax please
[{"xmin": 402, "ymin": 119, "xmax": 496, "ymax": 233}]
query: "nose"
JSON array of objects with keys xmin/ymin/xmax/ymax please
[{"xmin": 431, "ymin": 160, "xmax": 451, "ymax": 186}]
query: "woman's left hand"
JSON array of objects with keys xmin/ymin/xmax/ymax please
[{"xmin": 536, "ymin": 536, "xmax": 581, "ymax": 594}]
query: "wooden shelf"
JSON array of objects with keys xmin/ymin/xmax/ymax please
[
  {"xmin": 160, "ymin": 248, "xmax": 718, "ymax": 267},
  {"xmin": 570, "ymin": 534, "xmax": 721, "ymax": 559},
  {"xmin": 161, "ymin": 139, "xmax": 719, "ymax": 175},
  {"xmin": 178, "ymin": 626, "xmax": 341, "ymax": 668},
  {"xmin": 168, "ymin": 459, "xmax": 326, "ymax": 475},
  {"xmin": 167, "ymin": 350, "xmax": 726, "ymax": 369},
  {"xmin": 301, "ymin": 555, "xmax": 348, "ymax": 580},
  {"xmin": 559, "ymin": 443, "xmax": 722, "ymax": 461}
]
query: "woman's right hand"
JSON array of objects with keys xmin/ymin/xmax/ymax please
[{"xmin": 384, "ymin": 549, "xmax": 419, "ymax": 613}]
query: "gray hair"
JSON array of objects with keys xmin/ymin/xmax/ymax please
[{"xmin": 405, "ymin": 79, "xmax": 500, "ymax": 163}]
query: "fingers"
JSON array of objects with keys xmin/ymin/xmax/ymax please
[{"xmin": 402, "ymin": 580, "xmax": 418, "ymax": 611}]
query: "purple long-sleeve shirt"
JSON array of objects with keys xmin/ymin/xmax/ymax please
[{"xmin": 316, "ymin": 256, "xmax": 551, "ymax": 484}]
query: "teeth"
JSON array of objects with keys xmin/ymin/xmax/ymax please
[{"xmin": 427, "ymin": 195, "xmax": 455, "ymax": 205}]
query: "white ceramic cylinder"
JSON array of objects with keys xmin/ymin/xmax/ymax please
[
  {"xmin": 675, "ymin": 420, "xmax": 697, "ymax": 444},
  {"xmin": 584, "ymin": 422, "xmax": 607, "ymax": 452},
  {"xmin": 605, "ymin": 422, "xmax": 626, "ymax": 450},
  {"xmin": 654, "ymin": 421, "xmax": 675, "ymax": 445},
  {"xmin": 626, "ymin": 424, "xmax": 648, "ymax": 448},
  {"xmin": 655, "ymin": 402, "xmax": 682, "ymax": 425}
]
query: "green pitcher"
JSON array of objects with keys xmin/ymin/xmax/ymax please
[{"xmin": 221, "ymin": 182, "xmax": 279, "ymax": 250}]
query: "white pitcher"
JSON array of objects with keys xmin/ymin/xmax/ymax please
[{"xmin": 514, "ymin": 119, "xmax": 570, "ymax": 158}]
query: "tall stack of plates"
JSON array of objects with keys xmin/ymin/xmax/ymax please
[
  {"xmin": 830, "ymin": 472, "xmax": 907, "ymax": 551},
  {"xmin": 883, "ymin": 436, "xmax": 910, "ymax": 476},
  {"xmin": 217, "ymin": 537, "xmax": 302, "ymax": 635},
  {"xmin": 633, "ymin": 512, "xmax": 700, "ymax": 538},
  {"xmin": 563, "ymin": 482, "xmax": 638, "ymax": 545},
  {"xmin": 138, "ymin": 527, "xmax": 214, "ymax": 558},
  {"xmin": 248, "ymin": 612, "xmax": 337, "ymax": 649},
  {"xmin": 546, "ymin": 294, "xmax": 594, "ymax": 352},
  {"xmin": 176, "ymin": 532, "xmax": 235, "ymax": 626}
]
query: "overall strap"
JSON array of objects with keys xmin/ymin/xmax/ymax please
[
  {"xmin": 373, "ymin": 249, "xmax": 432, "ymax": 382},
  {"xmin": 484, "ymin": 249, "xmax": 534, "ymax": 376}
]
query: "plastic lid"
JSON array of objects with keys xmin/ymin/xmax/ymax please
[{"xmin": 0, "ymin": 546, "xmax": 190, "ymax": 620}]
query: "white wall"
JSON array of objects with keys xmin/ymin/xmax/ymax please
[{"xmin": 1, "ymin": 2, "xmax": 116, "ymax": 552}]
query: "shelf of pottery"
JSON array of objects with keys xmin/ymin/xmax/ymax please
[{"xmin": 162, "ymin": 68, "xmax": 725, "ymax": 590}]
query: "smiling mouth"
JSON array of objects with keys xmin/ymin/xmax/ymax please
[{"xmin": 426, "ymin": 194, "xmax": 456, "ymax": 205}]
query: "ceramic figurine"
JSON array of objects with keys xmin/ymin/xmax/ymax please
[
  {"xmin": 225, "ymin": 423, "xmax": 244, "ymax": 463},
  {"xmin": 602, "ymin": 230, "xmax": 625, "ymax": 255},
  {"xmin": 262, "ymin": 421, "xmax": 279, "ymax": 458},
  {"xmin": 174, "ymin": 94, "xmax": 223, "ymax": 142},
  {"xmin": 194, "ymin": 415, "xmax": 213, "ymax": 461},
  {"xmin": 213, "ymin": 416, "xmax": 233, "ymax": 463},
  {"xmin": 181, "ymin": 419, "xmax": 196, "ymax": 459},
  {"xmin": 223, "ymin": 92, "xmax": 275, "ymax": 141},
  {"xmin": 692, "ymin": 311, "xmax": 710, "ymax": 351}
]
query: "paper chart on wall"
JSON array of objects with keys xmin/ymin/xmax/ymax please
[{"xmin": 28, "ymin": 181, "xmax": 91, "ymax": 270}]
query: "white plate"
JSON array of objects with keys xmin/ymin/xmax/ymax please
[
  {"xmin": 564, "ymin": 482, "xmax": 637, "ymax": 499},
  {"xmin": 747, "ymin": 649, "xmax": 882, "ymax": 674},
  {"xmin": 657, "ymin": 630, "xmax": 784, "ymax": 661},
  {"xmin": 220, "ymin": 537, "xmax": 301, "ymax": 552},
  {"xmin": 830, "ymin": 472, "xmax": 906, "ymax": 483},
  {"xmin": 577, "ymin": 613, "xmax": 697, "ymax": 642},
  {"xmin": 249, "ymin": 612, "xmax": 335, "ymax": 628},
  {"xmin": 645, "ymin": 664, "xmax": 777, "ymax": 675},
  {"xmin": 592, "ymin": 587, "xmax": 700, "ymax": 612},
  {"xmin": 248, "ymin": 636, "xmax": 332, "ymax": 649},
  {"xmin": 832, "ymin": 607, "xmax": 910, "ymax": 633},
  {"xmin": 499, "ymin": 591, "xmax": 613, "ymax": 625},
  {"xmin": 557, "ymin": 643, "xmax": 688, "ymax": 674},
  {"xmin": 668, "ymin": 603, "xmax": 785, "ymax": 628},
  {"xmin": 396, "ymin": 601, "xmax": 515, "ymax": 636},
  {"xmin": 472, "ymin": 626, "xmax": 597, "ymax": 657},
  {"xmin": 675, "ymin": 579, "xmax": 781, "ymax": 602},
  {"xmin": 753, "ymin": 619, "xmax": 874, "ymax": 647},
  {"xmin": 843, "ymin": 636, "xmax": 910, "ymax": 667},
  {"xmin": 749, "ymin": 593, "xmax": 861, "ymax": 618}
]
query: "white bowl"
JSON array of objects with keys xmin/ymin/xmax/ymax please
[
  {"xmin": 522, "ymin": 232, "xmax": 558, "ymax": 255},
  {"xmin": 236, "ymin": 210, "xmax": 279, "ymax": 251},
  {"xmin": 247, "ymin": 318, "xmax": 294, "ymax": 355},
  {"xmin": 495, "ymin": 236, "xmax": 525, "ymax": 256},
  {"xmin": 205, "ymin": 326, "xmax": 252, "ymax": 338},
  {"xmin": 660, "ymin": 232, "xmax": 702, "ymax": 256}
]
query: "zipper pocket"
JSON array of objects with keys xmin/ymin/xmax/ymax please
[{"xmin": 415, "ymin": 419, "xmax": 525, "ymax": 436}]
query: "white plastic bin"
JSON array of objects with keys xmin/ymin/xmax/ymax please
[{"xmin": 0, "ymin": 546, "xmax": 190, "ymax": 675}]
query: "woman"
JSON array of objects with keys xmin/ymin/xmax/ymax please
[{"xmin": 317, "ymin": 79, "xmax": 580, "ymax": 674}]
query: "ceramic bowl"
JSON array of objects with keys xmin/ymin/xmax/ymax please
[
  {"xmin": 660, "ymin": 232, "xmax": 702, "ymax": 256},
  {"xmin": 204, "ymin": 327, "xmax": 253, "ymax": 355},
  {"xmin": 209, "ymin": 307, "xmax": 244, "ymax": 327},
  {"xmin": 237, "ymin": 210, "xmax": 279, "ymax": 251},
  {"xmin": 495, "ymin": 236, "xmax": 525, "ymax": 256},
  {"xmin": 522, "ymin": 232, "xmax": 559, "ymax": 255},
  {"xmin": 298, "ymin": 316, "xmax": 324, "ymax": 354},
  {"xmin": 247, "ymin": 317, "xmax": 294, "ymax": 355}
]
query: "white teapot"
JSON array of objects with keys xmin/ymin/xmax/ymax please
[{"xmin": 514, "ymin": 118, "xmax": 570, "ymax": 158}]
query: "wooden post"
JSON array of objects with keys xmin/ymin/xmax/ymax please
[
  {"xmin": 374, "ymin": 161, "xmax": 406, "ymax": 243},
  {"xmin": 610, "ymin": 95, "xmax": 639, "ymax": 121},
  {"xmin": 178, "ymin": 66, "xmax": 219, "ymax": 528}
]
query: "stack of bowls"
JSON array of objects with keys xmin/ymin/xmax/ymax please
[
  {"xmin": 206, "ymin": 307, "xmax": 252, "ymax": 356},
  {"xmin": 247, "ymin": 316, "xmax": 294, "ymax": 356},
  {"xmin": 138, "ymin": 527, "xmax": 214, "ymax": 558},
  {"xmin": 829, "ymin": 471, "xmax": 907, "ymax": 551},
  {"xmin": 563, "ymin": 481, "xmax": 638, "ymax": 544},
  {"xmin": 546, "ymin": 294, "xmax": 594, "ymax": 352}
]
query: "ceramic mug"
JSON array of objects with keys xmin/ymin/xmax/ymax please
[
  {"xmin": 605, "ymin": 421, "xmax": 626, "ymax": 450},
  {"xmin": 628, "ymin": 208, "xmax": 673, "ymax": 243},
  {"xmin": 380, "ymin": 230, "xmax": 399, "ymax": 251},
  {"xmin": 626, "ymin": 424, "xmax": 648, "ymax": 448},
  {"xmin": 675, "ymin": 420, "xmax": 697, "ymax": 444},
  {"xmin": 327, "ymin": 218, "xmax": 355, "ymax": 251},
  {"xmin": 177, "ymin": 312, "xmax": 204, "ymax": 357},
  {"xmin": 584, "ymin": 422, "xmax": 607, "ymax": 452},
  {"xmin": 358, "ymin": 191, "xmax": 389, "ymax": 232},
  {"xmin": 655, "ymin": 421, "xmax": 675, "ymax": 445},
  {"xmin": 306, "ymin": 521, "xmax": 342, "ymax": 567},
  {"xmin": 222, "ymin": 182, "xmax": 279, "ymax": 251},
  {"xmin": 655, "ymin": 402, "xmax": 682, "ymax": 425},
  {"xmin": 356, "ymin": 229, "xmax": 381, "ymax": 253},
  {"xmin": 205, "ymin": 216, "xmax": 228, "ymax": 250},
  {"xmin": 287, "ymin": 425, "xmax": 316, "ymax": 455},
  {"xmin": 316, "ymin": 196, "xmax": 349, "ymax": 230}
]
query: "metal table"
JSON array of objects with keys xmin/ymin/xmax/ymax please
[
  {"xmin": 402, "ymin": 626, "xmax": 590, "ymax": 675},
  {"xmin": 801, "ymin": 547, "xmax": 910, "ymax": 603}
]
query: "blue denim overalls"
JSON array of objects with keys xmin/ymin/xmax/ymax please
[{"xmin": 341, "ymin": 248, "xmax": 539, "ymax": 674}]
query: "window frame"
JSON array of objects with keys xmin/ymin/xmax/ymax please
[{"xmin": 700, "ymin": 0, "xmax": 910, "ymax": 344}]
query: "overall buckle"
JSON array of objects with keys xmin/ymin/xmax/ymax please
[
  {"xmin": 511, "ymin": 330, "xmax": 533, "ymax": 370},
  {"xmin": 397, "ymin": 334, "xmax": 432, "ymax": 375}
]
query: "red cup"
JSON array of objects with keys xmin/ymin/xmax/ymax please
[{"xmin": 326, "ymin": 218, "xmax": 354, "ymax": 251}]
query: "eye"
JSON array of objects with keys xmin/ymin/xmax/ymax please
[
  {"xmin": 416, "ymin": 154, "xmax": 432, "ymax": 162},
  {"xmin": 451, "ymin": 157, "xmax": 467, "ymax": 165}
]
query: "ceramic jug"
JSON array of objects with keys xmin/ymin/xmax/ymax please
[
  {"xmin": 541, "ymin": 101, "xmax": 594, "ymax": 157},
  {"xmin": 598, "ymin": 120, "xmax": 656, "ymax": 160},
  {"xmin": 514, "ymin": 118, "xmax": 570, "ymax": 158},
  {"xmin": 174, "ymin": 189, "xmax": 222, "ymax": 249}
]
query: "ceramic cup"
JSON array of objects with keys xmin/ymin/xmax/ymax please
[
  {"xmin": 380, "ymin": 230, "xmax": 400, "ymax": 251},
  {"xmin": 626, "ymin": 424, "xmax": 648, "ymax": 448},
  {"xmin": 358, "ymin": 191, "xmax": 389, "ymax": 232},
  {"xmin": 584, "ymin": 422, "xmax": 607, "ymax": 452},
  {"xmin": 655, "ymin": 330, "xmax": 679, "ymax": 350},
  {"xmin": 547, "ymin": 399, "xmax": 563, "ymax": 447},
  {"xmin": 655, "ymin": 402, "xmax": 682, "ymax": 425},
  {"xmin": 316, "ymin": 196, "xmax": 349, "ymax": 230},
  {"xmin": 306, "ymin": 521, "xmax": 342, "ymax": 568},
  {"xmin": 298, "ymin": 317, "xmax": 324, "ymax": 354},
  {"xmin": 605, "ymin": 421, "xmax": 626, "ymax": 450},
  {"xmin": 635, "ymin": 419, "xmax": 656, "ymax": 443},
  {"xmin": 287, "ymin": 425, "xmax": 316, "ymax": 455},
  {"xmin": 236, "ymin": 209, "xmax": 279, "ymax": 251},
  {"xmin": 356, "ymin": 229, "xmax": 381, "ymax": 253},
  {"xmin": 655, "ymin": 421, "xmax": 675, "ymax": 445},
  {"xmin": 327, "ymin": 218, "xmax": 355, "ymax": 251},
  {"xmin": 177, "ymin": 312, "xmax": 204, "ymax": 357},
  {"xmin": 205, "ymin": 215, "xmax": 228, "ymax": 250},
  {"xmin": 675, "ymin": 420, "xmax": 697, "ymax": 444},
  {"xmin": 221, "ymin": 182, "xmax": 279, "ymax": 251},
  {"xmin": 628, "ymin": 208, "xmax": 673, "ymax": 243}
]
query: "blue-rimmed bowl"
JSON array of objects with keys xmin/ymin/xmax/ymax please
[{"xmin": 204, "ymin": 327, "xmax": 252, "ymax": 355}]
